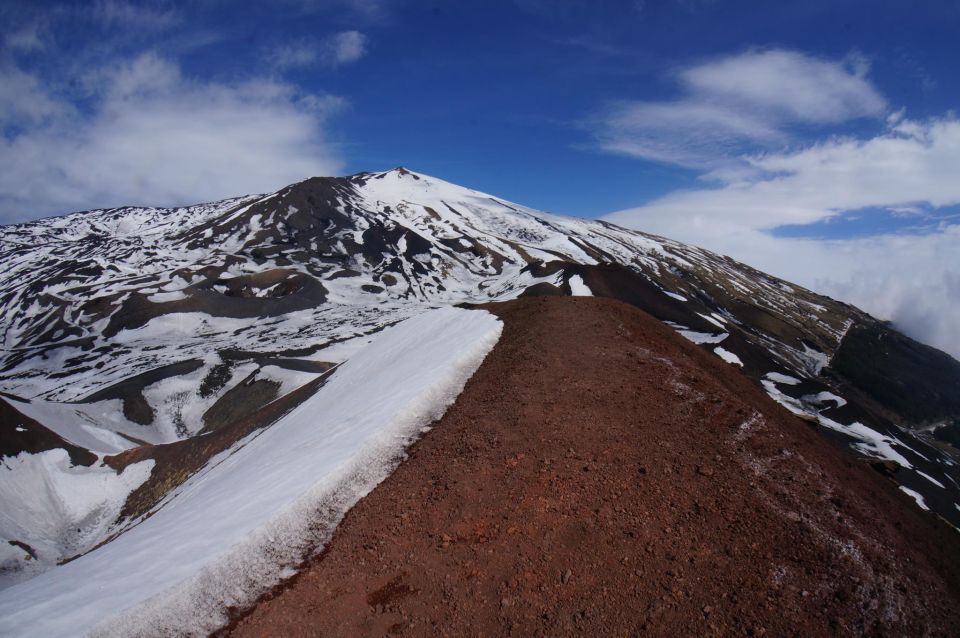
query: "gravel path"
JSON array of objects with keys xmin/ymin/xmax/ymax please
[{"xmin": 226, "ymin": 296, "xmax": 960, "ymax": 637}]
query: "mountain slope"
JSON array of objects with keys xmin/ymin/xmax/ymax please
[
  {"xmin": 1, "ymin": 168, "xmax": 958, "ymax": 631},
  {"xmin": 228, "ymin": 296, "xmax": 960, "ymax": 637}
]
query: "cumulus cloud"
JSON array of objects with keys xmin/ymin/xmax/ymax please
[
  {"xmin": 592, "ymin": 49, "xmax": 887, "ymax": 168},
  {"xmin": 0, "ymin": 54, "xmax": 345, "ymax": 223},
  {"xmin": 604, "ymin": 115, "xmax": 960, "ymax": 359}
]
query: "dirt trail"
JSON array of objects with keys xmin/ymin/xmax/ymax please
[{"xmin": 227, "ymin": 296, "xmax": 960, "ymax": 637}]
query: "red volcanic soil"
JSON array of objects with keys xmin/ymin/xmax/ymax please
[{"xmin": 225, "ymin": 296, "xmax": 960, "ymax": 637}]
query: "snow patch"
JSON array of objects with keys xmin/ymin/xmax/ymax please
[
  {"xmin": 805, "ymin": 391, "xmax": 847, "ymax": 408},
  {"xmin": 714, "ymin": 346, "xmax": 743, "ymax": 366},
  {"xmin": 898, "ymin": 486, "xmax": 930, "ymax": 511},
  {"xmin": 917, "ymin": 471, "xmax": 946, "ymax": 489},
  {"xmin": 10, "ymin": 398, "xmax": 143, "ymax": 454},
  {"xmin": 762, "ymin": 377, "xmax": 915, "ymax": 470},
  {"xmin": 568, "ymin": 275, "xmax": 593, "ymax": 296},
  {"xmin": 146, "ymin": 290, "xmax": 187, "ymax": 303},
  {"xmin": 765, "ymin": 372, "xmax": 801, "ymax": 385},
  {"xmin": 678, "ymin": 330, "xmax": 728, "ymax": 345},
  {"xmin": 816, "ymin": 416, "xmax": 913, "ymax": 468},
  {"xmin": 800, "ymin": 343, "xmax": 829, "ymax": 376},
  {"xmin": 0, "ymin": 451, "xmax": 153, "ymax": 589},
  {"xmin": 697, "ymin": 312, "xmax": 726, "ymax": 330}
]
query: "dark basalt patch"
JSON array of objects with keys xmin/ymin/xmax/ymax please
[
  {"xmin": 201, "ymin": 372, "xmax": 281, "ymax": 434},
  {"xmin": 102, "ymin": 272, "xmax": 328, "ymax": 338},
  {"xmin": 199, "ymin": 362, "xmax": 235, "ymax": 399},
  {"xmin": 327, "ymin": 269, "xmax": 362, "ymax": 280},
  {"xmin": 0, "ymin": 398, "xmax": 96, "ymax": 466},
  {"xmin": 211, "ymin": 268, "xmax": 302, "ymax": 298},
  {"xmin": 830, "ymin": 320, "xmax": 960, "ymax": 430},
  {"xmin": 105, "ymin": 368, "xmax": 336, "ymax": 524},
  {"xmin": 81, "ymin": 359, "xmax": 205, "ymax": 426},
  {"xmin": 518, "ymin": 282, "xmax": 563, "ymax": 297},
  {"xmin": 573, "ymin": 262, "xmax": 721, "ymax": 334}
]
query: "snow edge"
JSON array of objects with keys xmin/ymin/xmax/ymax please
[{"xmin": 89, "ymin": 308, "xmax": 503, "ymax": 637}]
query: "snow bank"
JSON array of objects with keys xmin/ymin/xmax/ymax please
[
  {"xmin": 0, "ymin": 451, "xmax": 153, "ymax": 588},
  {"xmin": 0, "ymin": 307, "xmax": 502, "ymax": 638}
]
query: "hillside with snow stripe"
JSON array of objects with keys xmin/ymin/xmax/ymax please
[
  {"xmin": 0, "ymin": 306, "xmax": 502, "ymax": 636},
  {"xmin": 1, "ymin": 167, "xmax": 959, "ymax": 614}
]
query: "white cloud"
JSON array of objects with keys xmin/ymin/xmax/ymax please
[
  {"xmin": 91, "ymin": 0, "xmax": 180, "ymax": 30},
  {"xmin": 608, "ymin": 116, "xmax": 960, "ymax": 230},
  {"xmin": 291, "ymin": 0, "xmax": 387, "ymax": 19},
  {"xmin": 592, "ymin": 48, "xmax": 887, "ymax": 168},
  {"xmin": 604, "ymin": 115, "xmax": 960, "ymax": 359},
  {"xmin": 4, "ymin": 23, "xmax": 46, "ymax": 52},
  {"xmin": 267, "ymin": 31, "xmax": 368, "ymax": 70},
  {"xmin": 0, "ymin": 64, "xmax": 69, "ymax": 127},
  {"xmin": 597, "ymin": 99, "xmax": 783, "ymax": 167},
  {"xmin": 267, "ymin": 42, "xmax": 320, "ymax": 70},
  {"xmin": 0, "ymin": 54, "xmax": 345, "ymax": 223},
  {"xmin": 327, "ymin": 30, "xmax": 367, "ymax": 65},
  {"xmin": 887, "ymin": 205, "xmax": 926, "ymax": 217},
  {"xmin": 679, "ymin": 50, "xmax": 884, "ymax": 123}
]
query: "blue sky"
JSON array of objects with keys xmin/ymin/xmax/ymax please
[{"xmin": 1, "ymin": 0, "xmax": 959, "ymax": 357}]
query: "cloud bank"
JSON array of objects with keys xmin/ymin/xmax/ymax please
[
  {"xmin": 604, "ymin": 107, "xmax": 960, "ymax": 359},
  {"xmin": 0, "ymin": 54, "xmax": 344, "ymax": 223}
]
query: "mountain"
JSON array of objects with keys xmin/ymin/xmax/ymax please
[{"xmin": 1, "ymin": 168, "xmax": 958, "ymax": 635}]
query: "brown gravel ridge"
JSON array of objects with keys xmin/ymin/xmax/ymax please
[{"xmin": 226, "ymin": 296, "xmax": 960, "ymax": 637}]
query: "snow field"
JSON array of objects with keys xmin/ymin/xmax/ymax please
[
  {"xmin": 0, "ymin": 307, "xmax": 502, "ymax": 638},
  {"xmin": 0, "ymin": 451, "xmax": 154, "ymax": 589}
]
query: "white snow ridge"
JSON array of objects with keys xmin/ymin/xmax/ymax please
[{"xmin": 0, "ymin": 307, "xmax": 502, "ymax": 638}]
